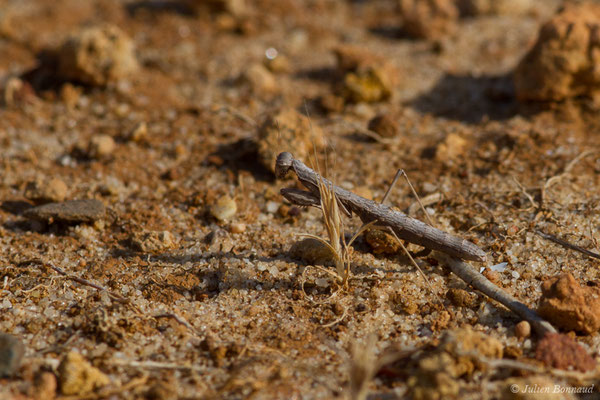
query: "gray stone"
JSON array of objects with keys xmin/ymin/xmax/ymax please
[
  {"xmin": 0, "ymin": 333, "xmax": 24, "ymax": 377},
  {"xmin": 24, "ymin": 199, "xmax": 105, "ymax": 223}
]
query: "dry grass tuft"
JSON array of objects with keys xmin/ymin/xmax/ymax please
[{"xmin": 302, "ymin": 176, "xmax": 351, "ymax": 285}]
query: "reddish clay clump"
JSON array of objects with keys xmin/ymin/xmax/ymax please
[
  {"xmin": 535, "ymin": 333, "xmax": 596, "ymax": 372},
  {"xmin": 537, "ymin": 273, "xmax": 600, "ymax": 335}
]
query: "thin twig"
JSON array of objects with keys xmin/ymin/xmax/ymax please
[
  {"xmin": 457, "ymin": 349, "xmax": 600, "ymax": 381},
  {"xmin": 109, "ymin": 358, "xmax": 205, "ymax": 372},
  {"xmin": 212, "ymin": 104, "xmax": 257, "ymax": 127},
  {"xmin": 535, "ymin": 230, "xmax": 600, "ymax": 260},
  {"xmin": 333, "ymin": 117, "xmax": 396, "ymax": 145},
  {"xmin": 153, "ymin": 313, "xmax": 202, "ymax": 336},
  {"xmin": 321, "ymin": 305, "xmax": 348, "ymax": 328},
  {"xmin": 300, "ymin": 264, "xmax": 342, "ymax": 304},
  {"xmin": 511, "ymin": 175, "xmax": 538, "ymax": 209},
  {"xmin": 541, "ymin": 150, "xmax": 598, "ymax": 207},
  {"xmin": 433, "ymin": 252, "xmax": 556, "ymax": 337},
  {"xmin": 46, "ymin": 262, "xmax": 132, "ymax": 306}
]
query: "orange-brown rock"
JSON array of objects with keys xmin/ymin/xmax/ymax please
[
  {"xmin": 514, "ymin": 3, "xmax": 600, "ymax": 101},
  {"xmin": 537, "ymin": 273, "xmax": 600, "ymax": 334},
  {"xmin": 333, "ymin": 45, "xmax": 398, "ymax": 103},
  {"xmin": 57, "ymin": 25, "xmax": 138, "ymax": 86},
  {"xmin": 256, "ymin": 109, "xmax": 325, "ymax": 173},
  {"xmin": 399, "ymin": 0, "xmax": 459, "ymax": 40},
  {"xmin": 364, "ymin": 229, "xmax": 400, "ymax": 255}
]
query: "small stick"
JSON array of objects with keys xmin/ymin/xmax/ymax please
[
  {"xmin": 455, "ymin": 350, "xmax": 600, "ymax": 380},
  {"xmin": 46, "ymin": 263, "xmax": 131, "ymax": 306},
  {"xmin": 511, "ymin": 175, "xmax": 538, "ymax": 209},
  {"xmin": 109, "ymin": 358, "xmax": 205, "ymax": 372},
  {"xmin": 433, "ymin": 252, "xmax": 556, "ymax": 337},
  {"xmin": 541, "ymin": 150, "xmax": 598, "ymax": 207},
  {"xmin": 535, "ymin": 230, "xmax": 600, "ymax": 261},
  {"xmin": 153, "ymin": 313, "xmax": 202, "ymax": 336},
  {"xmin": 331, "ymin": 117, "xmax": 396, "ymax": 145},
  {"xmin": 276, "ymin": 152, "xmax": 487, "ymax": 262},
  {"xmin": 25, "ymin": 259, "xmax": 140, "ymax": 312},
  {"xmin": 212, "ymin": 104, "xmax": 257, "ymax": 127}
]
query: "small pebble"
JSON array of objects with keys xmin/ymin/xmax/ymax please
[
  {"xmin": 0, "ymin": 333, "xmax": 24, "ymax": 377},
  {"xmin": 266, "ymin": 201, "xmax": 279, "ymax": 214},
  {"xmin": 211, "ymin": 195, "xmax": 237, "ymax": 222},
  {"xmin": 131, "ymin": 230, "xmax": 177, "ymax": 253},
  {"xmin": 364, "ymin": 229, "xmax": 400, "ymax": 255},
  {"xmin": 343, "ymin": 67, "xmax": 393, "ymax": 103},
  {"xmin": 57, "ymin": 25, "xmax": 138, "ymax": 86},
  {"xmin": 59, "ymin": 83, "xmax": 81, "ymax": 109},
  {"xmin": 489, "ymin": 262, "xmax": 507, "ymax": 272},
  {"xmin": 399, "ymin": 0, "xmax": 459, "ymax": 40},
  {"xmin": 128, "ymin": 122, "xmax": 147, "ymax": 142},
  {"xmin": 315, "ymin": 278, "xmax": 330, "ymax": 288},
  {"xmin": 256, "ymin": 108, "xmax": 325, "ymax": 174},
  {"xmin": 356, "ymin": 303, "xmax": 368, "ymax": 312},
  {"xmin": 3, "ymin": 77, "xmax": 35, "ymax": 107},
  {"xmin": 229, "ymin": 223, "xmax": 246, "ymax": 234},
  {"xmin": 240, "ymin": 63, "xmax": 278, "ymax": 95},
  {"xmin": 88, "ymin": 134, "xmax": 115, "ymax": 159},
  {"xmin": 435, "ymin": 133, "xmax": 467, "ymax": 161},
  {"xmin": 24, "ymin": 199, "xmax": 105, "ymax": 224},
  {"xmin": 289, "ymin": 238, "xmax": 335, "ymax": 266},
  {"xmin": 31, "ymin": 371, "xmax": 57, "ymax": 400},
  {"xmin": 319, "ymin": 94, "xmax": 345, "ymax": 113},
  {"xmin": 332, "ymin": 302, "xmax": 344, "ymax": 316},
  {"xmin": 24, "ymin": 178, "xmax": 68, "ymax": 204},
  {"xmin": 58, "ymin": 351, "xmax": 110, "ymax": 396},
  {"xmin": 446, "ymin": 288, "xmax": 477, "ymax": 308},
  {"xmin": 514, "ymin": 3, "xmax": 600, "ymax": 101},
  {"xmin": 264, "ymin": 52, "xmax": 291, "ymax": 74},
  {"xmin": 368, "ymin": 114, "xmax": 398, "ymax": 138},
  {"xmin": 514, "ymin": 321, "xmax": 531, "ymax": 339}
]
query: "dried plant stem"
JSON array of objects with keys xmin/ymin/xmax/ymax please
[
  {"xmin": 433, "ymin": 252, "xmax": 556, "ymax": 337},
  {"xmin": 541, "ymin": 150, "xmax": 598, "ymax": 207},
  {"xmin": 109, "ymin": 358, "xmax": 205, "ymax": 372},
  {"xmin": 535, "ymin": 230, "xmax": 600, "ymax": 260},
  {"xmin": 321, "ymin": 305, "xmax": 347, "ymax": 328},
  {"xmin": 457, "ymin": 349, "xmax": 600, "ymax": 381},
  {"xmin": 511, "ymin": 175, "xmax": 538, "ymax": 209},
  {"xmin": 153, "ymin": 313, "xmax": 202, "ymax": 337},
  {"xmin": 212, "ymin": 104, "xmax": 257, "ymax": 127},
  {"xmin": 24, "ymin": 259, "xmax": 136, "ymax": 309},
  {"xmin": 332, "ymin": 117, "xmax": 396, "ymax": 145},
  {"xmin": 299, "ymin": 265, "xmax": 342, "ymax": 305}
]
